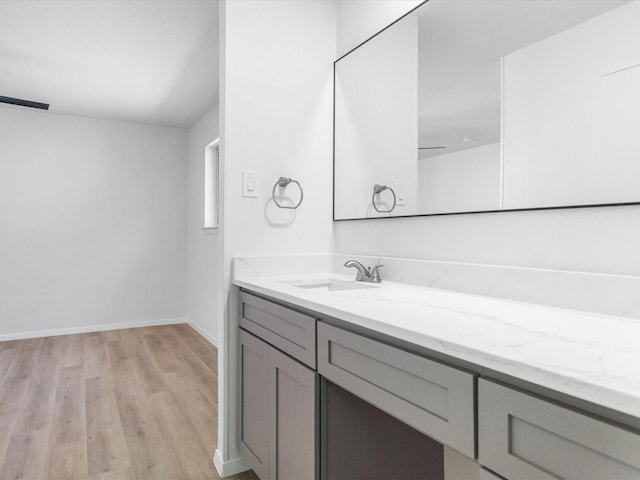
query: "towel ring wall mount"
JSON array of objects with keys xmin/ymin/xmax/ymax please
[{"xmin": 272, "ymin": 177, "xmax": 304, "ymax": 209}]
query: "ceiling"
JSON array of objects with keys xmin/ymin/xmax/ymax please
[{"xmin": 0, "ymin": 0, "xmax": 219, "ymax": 128}]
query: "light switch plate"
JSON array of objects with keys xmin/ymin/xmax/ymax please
[
  {"xmin": 395, "ymin": 183, "xmax": 406, "ymax": 206},
  {"xmin": 242, "ymin": 170, "xmax": 258, "ymax": 198}
]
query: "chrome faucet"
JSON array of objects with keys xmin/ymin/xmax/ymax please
[{"xmin": 344, "ymin": 260, "xmax": 384, "ymax": 283}]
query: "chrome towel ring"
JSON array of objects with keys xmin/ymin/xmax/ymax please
[
  {"xmin": 372, "ymin": 184, "xmax": 396, "ymax": 213},
  {"xmin": 272, "ymin": 177, "xmax": 304, "ymax": 209}
]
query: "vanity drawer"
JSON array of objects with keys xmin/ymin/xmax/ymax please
[
  {"xmin": 317, "ymin": 322, "xmax": 476, "ymax": 457},
  {"xmin": 478, "ymin": 379, "xmax": 640, "ymax": 480},
  {"xmin": 239, "ymin": 291, "xmax": 317, "ymax": 368}
]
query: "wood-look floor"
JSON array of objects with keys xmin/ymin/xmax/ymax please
[{"xmin": 0, "ymin": 324, "xmax": 258, "ymax": 480}]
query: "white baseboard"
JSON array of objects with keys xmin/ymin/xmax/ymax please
[
  {"xmin": 213, "ymin": 450, "xmax": 250, "ymax": 478},
  {"xmin": 0, "ymin": 317, "xmax": 186, "ymax": 342},
  {"xmin": 186, "ymin": 317, "xmax": 219, "ymax": 347}
]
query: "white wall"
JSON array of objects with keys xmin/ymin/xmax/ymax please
[
  {"xmin": 503, "ymin": 1, "xmax": 640, "ymax": 209},
  {"xmin": 186, "ymin": 104, "xmax": 220, "ymax": 343},
  {"xmin": 216, "ymin": 0, "xmax": 336, "ymax": 475},
  {"xmin": 0, "ymin": 106, "xmax": 187, "ymax": 339},
  {"xmin": 222, "ymin": 1, "xmax": 335, "ymax": 258},
  {"xmin": 417, "ymin": 142, "xmax": 500, "ymax": 214}
]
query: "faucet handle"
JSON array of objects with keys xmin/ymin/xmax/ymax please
[{"xmin": 369, "ymin": 264, "xmax": 385, "ymax": 283}]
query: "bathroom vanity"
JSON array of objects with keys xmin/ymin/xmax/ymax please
[
  {"xmin": 228, "ymin": 1, "xmax": 640, "ymax": 477},
  {"xmin": 234, "ymin": 265, "xmax": 640, "ymax": 480}
]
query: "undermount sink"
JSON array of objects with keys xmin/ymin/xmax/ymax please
[{"xmin": 284, "ymin": 278, "xmax": 378, "ymax": 292}]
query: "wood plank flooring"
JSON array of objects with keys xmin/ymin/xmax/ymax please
[{"xmin": 0, "ymin": 324, "xmax": 258, "ymax": 480}]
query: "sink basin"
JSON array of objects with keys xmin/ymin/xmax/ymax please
[{"xmin": 283, "ymin": 278, "xmax": 377, "ymax": 292}]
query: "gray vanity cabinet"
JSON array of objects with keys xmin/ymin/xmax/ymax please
[
  {"xmin": 478, "ymin": 379, "xmax": 640, "ymax": 480},
  {"xmin": 238, "ymin": 288, "xmax": 640, "ymax": 480},
  {"xmin": 239, "ymin": 293, "xmax": 318, "ymax": 480}
]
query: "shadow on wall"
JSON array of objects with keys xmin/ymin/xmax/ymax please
[{"xmin": 265, "ymin": 198, "xmax": 297, "ymax": 227}]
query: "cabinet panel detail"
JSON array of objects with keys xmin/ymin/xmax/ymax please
[
  {"xmin": 240, "ymin": 291, "xmax": 317, "ymax": 368},
  {"xmin": 273, "ymin": 349, "xmax": 318, "ymax": 480},
  {"xmin": 330, "ymin": 341, "xmax": 449, "ymax": 420},
  {"xmin": 478, "ymin": 379, "xmax": 640, "ymax": 480},
  {"xmin": 317, "ymin": 322, "xmax": 475, "ymax": 457},
  {"xmin": 239, "ymin": 330, "xmax": 271, "ymax": 480}
]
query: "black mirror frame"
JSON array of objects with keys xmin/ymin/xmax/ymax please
[{"xmin": 332, "ymin": 0, "xmax": 640, "ymax": 222}]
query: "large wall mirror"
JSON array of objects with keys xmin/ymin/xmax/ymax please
[{"xmin": 334, "ymin": 0, "xmax": 640, "ymax": 220}]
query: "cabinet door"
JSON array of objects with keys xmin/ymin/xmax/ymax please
[
  {"xmin": 240, "ymin": 328, "xmax": 318, "ymax": 480},
  {"xmin": 239, "ymin": 330, "xmax": 272, "ymax": 480},
  {"xmin": 272, "ymin": 347, "xmax": 318, "ymax": 480},
  {"xmin": 478, "ymin": 379, "xmax": 640, "ymax": 480}
]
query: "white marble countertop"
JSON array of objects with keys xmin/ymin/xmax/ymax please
[{"xmin": 234, "ymin": 272, "xmax": 640, "ymax": 420}]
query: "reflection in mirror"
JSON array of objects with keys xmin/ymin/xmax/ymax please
[
  {"xmin": 372, "ymin": 184, "xmax": 397, "ymax": 213},
  {"xmin": 334, "ymin": 0, "xmax": 638, "ymax": 220}
]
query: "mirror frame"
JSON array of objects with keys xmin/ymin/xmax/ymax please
[{"xmin": 332, "ymin": 0, "xmax": 640, "ymax": 221}]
